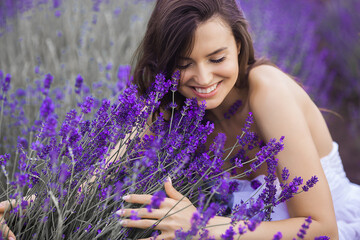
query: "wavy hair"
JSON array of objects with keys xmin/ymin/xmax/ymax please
[{"xmin": 132, "ymin": 0, "xmax": 265, "ymax": 110}]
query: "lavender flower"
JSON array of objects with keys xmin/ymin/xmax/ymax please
[
  {"xmin": 75, "ymin": 74, "xmax": 83, "ymax": 94},
  {"xmin": 105, "ymin": 62, "xmax": 112, "ymax": 71},
  {"xmin": 278, "ymin": 176, "xmax": 304, "ymax": 203},
  {"xmin": 17, "ymin": 137, "xmax": 28, "ymax": 149},
  {"xmin": 281, "ymin": 167, "xmax": 290, "ymax": 181},
  {"xmin": 43, "ymin": 73, "xmax": 54, "ymax": 90},
  {"xmin": 114, "ymin": 181, "xmax": 124, "ymax": 201},
  {"xmin": 246, "ymin": 218, "xmax": 259, "ymax": 232},
  {"xmin": 34, "ymin": 66, "xmax": 40, "ymax": 74},
  {"xmin": 92, "ymin": 0, "xmax": 102, "ymax": 12},
  {"xmin": 15, "ymin": 88, "xmax": 26, "ymax": 98},
  {"xmin": 273, "ymin": 232, "xmax": 283, "ymax": 240},
  {"xmin": 254, "ymin": 137, "xmax": 284, "ymax": 219},
  {"xmin": 53, "ymin": 0, "xmax": 62, "ymax": 8},
  {"xmin": 43, "ymin": 114, "xmax": 58, "ymax": 138},
  {"xmin": 250, "ymin": 179, "xmax": 262, "ymax": 190},
  {"xmin": 170, "ymin": 70, "xmax": 180, "ymax": 92},
  {"xmin": 81, "ymin": 96, "xmax": 94, "ymax": 114},
  {"xmin": 302, "ymin": 176, "xmax": 319, "ymax": 192},
  {"xmin": 117, "ymin": 65, "xmax": 131, "ymax": 90},
  {"xmin": 147, "ymin": 190, "xmax": 166, "ymax": 212},
  {"xmin": 238, "ymin": 224, "xmax": 247, "ymax": 235},
  {"xmin": 54, "ymin": 10, "xmax": 61, "ymax": 18},
  {"xmin": 295, "ymin": 216, "xmax": 312, "ymax": 239},
  {"xmin": 13, "ymin": 172, "xmax": 29, "ymax": 188},
  {"xmin": 0, "ymin": 153, "xmax": 10, "ymax": 166},
  {"xmin": 39, "ymin": 97, "xmax": 55, "ymax": 119},
  {"xmin": 130, "ymin": 210, "xmax": 140, "ymax": 220},
  {"xmin": 31, "ymin": 140, "xmax": 44, "ymax": 152},
  {"xmin": 221, "ymin": 226, "xmax": 235, "ymax": 240},
  {"xmin": 2, "ymin": 73, "xmax": 11, "ymax": 93},
  {"xmin": 175, "ymin": 201, "xmax": 220, "ymax": 239},
  {"xmin": 175, "ymin": 211, "xmax": 201, "ymax": 239},
  {"xmin": 58, "ymin": 163, "xmax": 70, "ymax": 184},
  {"xmin": 202, "ymin": 203, "xmax": 220, "ymax": 225},
  {"xmin": 59, "ymin": 109, "xmax": 79, "ymax": 139},
  {"xmin": 314, "ymin": 236, "xmax": 330, "ymax": 240}
]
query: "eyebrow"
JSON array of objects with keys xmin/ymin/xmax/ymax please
[{"xmin": 179, "ymin": 47, "xmax": 227, "ymax": 60}]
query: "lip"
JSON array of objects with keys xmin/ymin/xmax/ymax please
[{"xmin": 191, "ymin": 81, "xmax": 222, "ymax": 98}]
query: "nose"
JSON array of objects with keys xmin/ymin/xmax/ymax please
[{"xmin": 194, "ymin": 64, "xmax": 213, "ymax": 86}]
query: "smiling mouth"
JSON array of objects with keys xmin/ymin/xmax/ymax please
[{"xmin": 194, "ymin": 82, "xmax": 220, "ymax": 94}]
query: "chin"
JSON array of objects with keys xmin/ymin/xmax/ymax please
[
  {"xmin": 178, "ymin": 89, "xmax": 224, "ymax": 109},
  {"xmin": 197, "ymin": 98, "xmax": 222, "ymax": 110}
]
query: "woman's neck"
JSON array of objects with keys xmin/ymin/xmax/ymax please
[{"xmin": 205, "ymin": 87, "xmax": 248, "ymax": 128}]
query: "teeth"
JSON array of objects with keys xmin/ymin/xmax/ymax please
[{"xmin": 195, "ymin": 83, "xmax": 218, "ymax": 94}]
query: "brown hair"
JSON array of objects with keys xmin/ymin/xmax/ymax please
[{"xmin": 132, "ymin": 0, "xmax": 266, "ymax": 109}]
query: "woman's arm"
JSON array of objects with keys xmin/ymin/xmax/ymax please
[{"xmin": 236, "ymin": 65, "xmax": 338, "ymax": 239}]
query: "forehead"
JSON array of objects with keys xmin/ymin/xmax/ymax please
[{"xmin": 188, "ymin": 16, "xmax": 235, "ymax": 57}]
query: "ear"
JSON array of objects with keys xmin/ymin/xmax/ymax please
[{"xmin": 237, "ymin": 42, "xmax": 241, "ymax": 55}]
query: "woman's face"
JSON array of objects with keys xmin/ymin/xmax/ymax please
[{"xmin": 177, "ymin": 16, "xmax": 240, "ymax": 109}]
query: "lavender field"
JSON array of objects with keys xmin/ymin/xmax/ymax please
[
  {"xmin": 1, "ymin": 0, "xmax": 358, "ymax": 181},
  {"xmin": 0, "ymin": 0, "xmax": 359, "ymax": 239}
]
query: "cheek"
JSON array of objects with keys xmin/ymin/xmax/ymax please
[
  {"xmin": 177, "ymin": 74, "xmax": 191, "ymax": 96},
  {"xmin": 179, "ymin": 70, "xmax": 193, "ymax": 87},
  {"xmin": 218, "ymin": 60, "xmax": 239, "ymax": 78}
]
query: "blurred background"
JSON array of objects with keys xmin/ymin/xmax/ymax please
[{"xmin": 0, "ymin": 0, "xmax": 359, "ymax": 184}]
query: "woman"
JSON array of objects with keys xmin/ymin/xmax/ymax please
[
  {"xmin": 115, "ymin": 0, "xmax": 360, "ymax": 239},
  {"xmin": 1, "ymin": 0, "xmax": 358, "ymax": 239}
]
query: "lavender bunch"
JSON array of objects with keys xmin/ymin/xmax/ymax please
[
  {"xmin": 1, "ymin": 70, "xmax": 319, "ymax": 239},
  {"xmin": 0, "ymin": 72, "xmax": 163, "ymax": 239}
]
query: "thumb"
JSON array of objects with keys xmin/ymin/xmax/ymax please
[
  {"xmin": 164, "ymin": 177, "xmax": 184, "ymax": 201},
  {"xmin": 1, "ymin": 215, "xmax": 16, "ymax": 240}
]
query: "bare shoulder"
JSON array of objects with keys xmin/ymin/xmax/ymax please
[
  {"xmin": 247, "ymin": 64, "xmax": 306, "ymax": 112},
  {"xmin": 246, "ymin": 64, "xmax": 333, "ymax": 156},
  {"xmin": 248, "ymin": 64, "xmax": 300, "ymax": 93}
]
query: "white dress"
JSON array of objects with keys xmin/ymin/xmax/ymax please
[{"xmin": 229, "ymin": 142, "xmax": 360, "ymax": 239}]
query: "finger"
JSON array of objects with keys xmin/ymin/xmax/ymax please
[
  {"xmin": 0, "ymin": 195, "xmax": 36, "ymax": 212},
  {"xmin": 0, "ymin": 200, "xmax": 16, "ymax": 212},
  {"xmin": 123, "ymin": 194, "xmax": 153, "ymax": 205},
  {"xmin": 120, "ymin": 218, "xmax": 158, "ymax": 230},
  {"xmin": 164, "ymin": 177, "xmax": 184, "ymax": 201},
  {"xmin": 138, "ymin": 232, "xmax": 173, "ymax": 240},
  {"xmin": 1, "ymin": 217, "xmax": 16, "ymax": 240},
  {"xmin": 116, "ymin": 208, "xmax": 165, "ymax": 219},
  {"xmin": 138, "ymin": 234, "xmax": 166, "ymax": 240}
]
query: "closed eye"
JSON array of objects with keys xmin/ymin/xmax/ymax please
[
  {"xmin": 210, "ymin": 57, "xmax": 225, "ymax": 63},
  {"xmin": 177, "ymin": 63, "xmax": 192, "ymax": 69}
]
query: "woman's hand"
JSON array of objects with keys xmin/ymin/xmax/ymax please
[
  {"xmin": 0, "ymin": 195, "xmax": 35, "ymax": 240},
  {"xmin": 116, "ymin": 178, "xmax": 197, "ymax": 240},
  {"xmin": 0, "ymin": 199, "xmax": 17, "ymax": 240}
]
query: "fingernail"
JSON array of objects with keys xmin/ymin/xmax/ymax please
[
  {"xmin": 9, "ymin": 237, "xmax": 15, "ymax": 240},
  {"xmin": 122, "ymin": 195, "xmax": 130, "ymax": 201},
  {"xmin": 0, "ymin": 202, "xmax": 5, "ymax": 208},
  {"xmin": 116, "ymin": 209, "xmax": 125, "ymax": 216},
  {"xmin": 119, "ymin": 220, "xmax": 127, "ymax": 226},
  {"xmin": 167, "ymin": 176, "xmax": 172, "ymax": 185}
]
